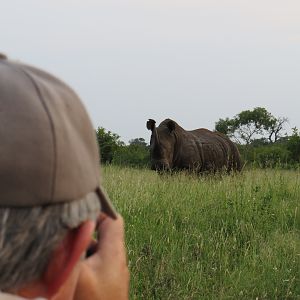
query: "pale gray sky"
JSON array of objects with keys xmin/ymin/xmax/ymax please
[{"xmin": 2, "ymin": 0, "xmax": 300, "ymax": 143}]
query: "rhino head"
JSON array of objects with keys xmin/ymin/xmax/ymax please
[{"xmin": 146, "ymin": 118, "xmax": 177, "ymax": 171}]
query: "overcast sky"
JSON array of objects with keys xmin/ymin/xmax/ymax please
[{"xmin": 2, "ymin": 0, "xmax": 300, "ymax": 143}]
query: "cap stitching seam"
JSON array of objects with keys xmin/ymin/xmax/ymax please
[{"xmin": 17, "ymin": 67, "xmax": 57, "ymax": 202}]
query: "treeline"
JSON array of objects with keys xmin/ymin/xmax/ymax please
[
  {"xmin": 95, "ymin": 107, "xmax": 300, "ymax": 169},
  {"xmin": 95, "ymin": 127, "xmax": 150, "ymax": 168},
  {"xmin": 236, "ymin": 129, "xmax": 300, "ymax": 169},
  {"xmin": 215, "ymin": 107, "xmax": 300, "ymax": 168}
]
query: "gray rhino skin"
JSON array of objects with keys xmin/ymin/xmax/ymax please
[{"xmin": 146, "ymin": 118, "xmax": 242, "ymax": 172}]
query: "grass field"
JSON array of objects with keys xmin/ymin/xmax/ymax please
[{"xmin": 102, "ymin": 166, "xmax": 300, "ymax": 300}]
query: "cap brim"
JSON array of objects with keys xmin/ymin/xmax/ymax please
[{"xmin": 96, "ymin": 186, "xmax": 117, "ymax": 219}]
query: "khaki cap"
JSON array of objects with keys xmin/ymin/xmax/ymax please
[{"xmin": 0, "ymin": 54, "xmax": 116, "ymax": 219}]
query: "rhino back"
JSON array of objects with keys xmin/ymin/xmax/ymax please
[
  {"xmin": 173, "ymin": 130, "xmax": 204, "ymax": 170},
  {"xmin": 176, "ymin": 128, "xmax": 240, "ymax": 172}
]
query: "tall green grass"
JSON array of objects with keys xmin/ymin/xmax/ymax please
[{"xmin": 102, "ymin": 166, "xmax": 300, "ymax": 299}]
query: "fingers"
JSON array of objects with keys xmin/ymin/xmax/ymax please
[
  {"xmin": 97, "ymin": 215, "xmax": 126, "ymax": 266},
  {"xmin": 85, "ymin": 214, "xmax": 126, "ymax": 268},
  {"xmin": 76, "ymin": 214, "xmax": 129, "ymax": 300}
]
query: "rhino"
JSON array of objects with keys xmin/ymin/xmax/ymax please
[{"xmin": 146, "ymin": 118, "xmax": 241, "ymax": 173}]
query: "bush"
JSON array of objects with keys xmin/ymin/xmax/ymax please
[
  {"xmin": 95, "ymin": 127, "xmax": 124, "ymax": 164},
  {"xmin": 286, "ymin": 128, "xmax": 300, "ymax": 163},
  {"xmin": 113, "ymin": 143, "xmax": 150, "ymax": 168},
  {"xmin": 238, "ymin": 134, "xmax": 300, "ymax": 169},
  {"xmin": 253, "ymin": 146, "xmax": 290, "ymax": 168}
]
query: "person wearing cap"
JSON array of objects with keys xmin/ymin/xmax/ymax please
[{"xmin": 0, "ymin": 54, "xmax": 129, "ymax": 299}]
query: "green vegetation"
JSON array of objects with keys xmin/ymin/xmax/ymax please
[
  {"xmin": 215, "ymin": 107, "xmax": 300, "ymax": 169},
  {"xmin": 103, "ymin": 166, "xmax": 300, "ymax": 299},
  {"xmin": 95, "ymin": 127, "xmax": 124, "ymax": 163},
  {"xmin": 239, "ymin": 129, "xmax": 300, "ymax": 169},
  {"xmin": 215, "ymin": 107, "xmax": 288, "ymax": 145},
  {"xmin": 96, "ymin": 128, "xmax": 149, "ymax": 167},
  {"xmin": 113, "ymin": 138, "xmax": 150, "ymax": 168}
]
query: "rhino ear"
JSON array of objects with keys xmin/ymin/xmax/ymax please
[
  {"xmin": 146, "ymin": 119, "xmax": 156, "ymax": 131},
  {"xmin": 166, "ymin": 120, "xmax": 176, "ymax": 132}
]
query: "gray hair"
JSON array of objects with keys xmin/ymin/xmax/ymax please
[{"xmin": 0, "ymin": 192, "xmax": 100, "ymax": 292}]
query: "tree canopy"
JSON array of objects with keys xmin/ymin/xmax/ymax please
[
  {"xmin": 95, "ymin": 127, "xmax": 124, "ymax": 163},
  {"xmin": 215, "ymin": 107, "xmax": 288, "ymax": 145},
  {"xmin": 95, "ymin": 128, "xmax": 149, "ymax": 167}
]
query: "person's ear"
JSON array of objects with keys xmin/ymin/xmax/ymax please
[{"xmin": 18, "ymin": 220, "xmax": 96, "ymax": 299}]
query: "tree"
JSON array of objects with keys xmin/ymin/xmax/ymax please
[
  {"xmin": 95, "ymin": 127, "xmax": 124, "ymax": 163},
  {"xmin": 113, "ymin": 138, "xmax": 149, "ymax": 167},
  {"xmin": 129, "ymin": 138, "xmax": 148, "ymax": 147},
  {"xmin": 234, "ymin": 107, "xmax": 273, "ymax": 145},
  {"xmin": 287, "ymin": 127, "xmax": 300, "ymax": 163},
  {"xmin": 266, "ymin": 116, "xmax": 288, "ymax": 143},
  {"xmin": 215, "ymin": 107, "xmax": 288, "ymax": 145},
  {"xmin": 215, "ymin": 117, "xmax": 236, "ymax": 137}
]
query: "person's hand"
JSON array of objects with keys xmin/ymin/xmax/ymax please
[{"xmin": 74, "ymin": 215, "xmax": 129, "ymax": 300}]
